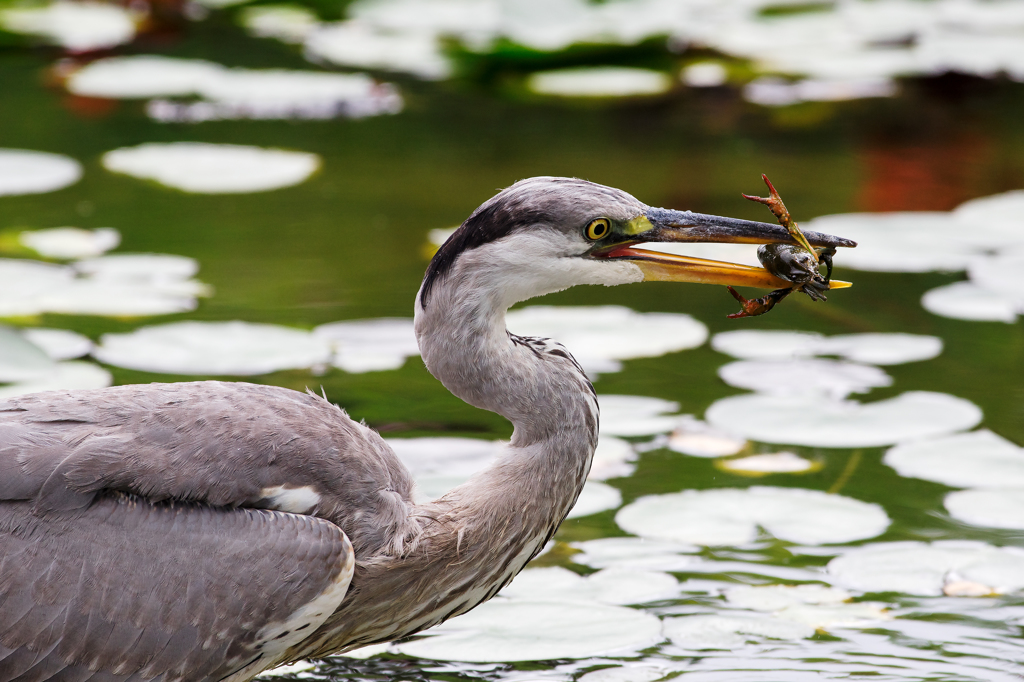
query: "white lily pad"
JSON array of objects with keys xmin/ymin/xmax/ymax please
[
  {"xmin": 944, "ymin": 489, "xmax": 1024, "ymax": 530},
  {"xmin": 598, "ymin": 394, "xmax": 681, "ymax": 437},
  {"xmin": 499, "ymin": 566, "xmax": 678, "ymax": 605},
  {"xmin": 744, "ymin": 76, "xmax": 895, "ymax": 106},
  {"xmin": 313, "ymin": 318, "xmax": 419, "ymax": 372},
  {"xmin": 74, "ymin": 253, "xmax": 200, "ymax": 282},
  {"xmin": 663, "ymin": 614, "xmax": 813, "ymax": 649},
  {"xmin": 506, "ymin": 306, "xmax": 707, "ymax": 377},
  {"xmin": 615, "ymin": 487, "xmax": 890, "ymax": 546},
  {"xmin": 717, "ymin": 452, "xmax": 815, "ymax": 475},
  {"xmin": 305, "ymin": 22, "xmax": 451, "ymax": 80},
  {"xmin": 724, "ymin": 584, "xmax": 852, "ymax": 611},
  {"xmin": 705, "ymin": 391, "xmax": 982, "ymax": 448},
  {"xmin": 682, "ymin": 62, "xmax": 728, "ymax": 88},
  {"xmin": 241, "ymin": 5, "xmax": 319, "ymax": 43},
  {"xmin": 18, "ymin": 227, "xmax": 120, "ymax": 259},
  {"xmin": 395, "ymin": 598, "xmax": 663, "ymax": 662},
  {"xmin": 102, "ymin": 143, "xmax": 321, "ymax": 194},
  {"xmin": 884, "ymin": 430, "xmax": 1024, "ymax": 488},
  {"xmin": 828, "ymin": 541, "xmax": 1024, "ymax": 596},
  {"xmin": 666, "ymin": 416, "xmax": 747, "ymax": 458},
  {"xmin": 0, "ymin": 1, "xmax": 135, "ymax": 51},
  {"xmin": 921, "ymin": 281, "xmax": 1020, "ymax": 323},
  {"xmin": 0, "ymin": 257, "xmax": 207, "ymax": 318},
  {"xmin": 953, "ymin": 190, "xmax": 1024, "ymax": 246},
  {"xmin": 0, "ymin": 149, "xmax": 82, "ymax": 197},
  {"xmin": 0, "ymin": 326, "xmax": 54, "ymax": 381},
  {"xmin": 0, "ymin": 361, "xmax": 111, "ymax": 399},
  {"xmin": 578, "ymin": 665, "xmax": 669, "ymax": 682},
  {"xmin": 570, "ymin": 537, "xmax": 698, "ymax": 572},
  {"xmin": 93, "ymin": 321, "xmax": 332, "ymax": 375},
  {"xmin": 718, "ymin": 359, "xmax": 892, "ymax": 400},
  {"xmin": 66, "ymin": 56, "xmax": 223, "ymax": 98},
  {"xmin": 566, "ymin": 481, "xmax": 622, "ymax": 519},
  {"xmin": 711, "ymin": 330, "xmax": 942, "ymax": 365},
  {"xmin": 589, "ymin": 436, "xmax": 637, "ymax": 480},
  {"xmin": 527, "ymin": 67, "xmax": 672, "ymax": 97},
  {"xmin": 967, "ymin": 252, "xmax": 1024, "ymax": 308},
  {"xmin": 20, "ymin": 328, "xmax": 92, "ymax": 361}
]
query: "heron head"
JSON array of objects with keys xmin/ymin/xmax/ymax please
[{"xmin": 418, "ymin": 176, "xmax": 855, "ymax": 310}]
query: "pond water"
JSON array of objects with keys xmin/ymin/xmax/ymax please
[{"xmin": 2, "ymin": 3, "xmax": 1024, "ymax": 680}]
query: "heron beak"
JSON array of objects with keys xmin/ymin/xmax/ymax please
[{"xmin": 593, "ymin": 208, "xmax": 856, "ymax": 290}]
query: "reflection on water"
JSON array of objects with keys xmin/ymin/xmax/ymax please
[{"xmin": 3, "ymin": 0, "xmax": 1024, "ymax": 679}]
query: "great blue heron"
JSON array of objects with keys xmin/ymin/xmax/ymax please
[{"xmin": 0, "ymin": 177, "xmax": 853, "ymax": 682}]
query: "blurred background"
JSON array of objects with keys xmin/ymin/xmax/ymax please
[{"xmin": 1, "ymin": 0, "xmax": 1024, "ymax": 679}]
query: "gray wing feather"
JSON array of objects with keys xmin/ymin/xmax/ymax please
[
  {"xmin": 0, "ymin": 381, "xmax": 415, "ymax": 553},
  {"xmin": 0, "ymin": 496, "xmax": 352, "ymax": 682}
]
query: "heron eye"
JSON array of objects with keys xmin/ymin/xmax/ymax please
[{"xmin": 585, "ymin": 218, "xmax": 610, "ymax": 241}]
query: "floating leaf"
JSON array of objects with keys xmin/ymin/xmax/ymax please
[
  {"xmin": 0, "ymin": 1, "xmax": 135, "ymax": 51},
  {"xmin": 314, "ymin": 318, "xmax": 419, "ymax": 372},
  {"xmin": 711, "ymin": 330, "xmax": 942, "ymax": 365},
  {"xmin": 718, "ymin": 359, "xmax": 892, "ymax": 399},
  {"xmin": 705, "ymin": 391, "xmax": 982, "ymax": 448},
  {"xmin": 499, "ymin": 566, "xmax": 678, "ymax": 605},
  {"xmin": 93, "ymin": 321, "xmax": 332, "ymax": 375},
  {"xmin": 102, "ymin": 143, "xmax": 321, "ymax": 194},
  {"xmin": 19, "ymin": 227, "xmax": 120, "ymax": 259},
  {"xmin": 716, "ymin": 452, "xmax": 816, "ymax": 476},
  {"xmin": 884, "ymin": 430, "xmax": 1024, "ymax": 488},
  {"xmin": 527, "ymin": 68, "xmax": 672, "ymax": 97},
  {"xmin": 21, "ymin": 328, "xmax": 92, "ymax": 360},
  {"xmin": 566, "ymin": 481, "xmax": 622, "ymax": 519},
  {"xmin": 663, "ymin": 614, "xmax": 813, "ymax": 649},
  {"xmin": 570, "ymin": 537, "xmax": 699, "ymax": 572},
  {"xmin": 0, "ymin": 149, "xmax": 82, "ymax": 197},
  {"xmin": 666, "ymin": 416, "xmax": 747, "ymax": 458},
  {"xmin": 615, "ymin": 487, "xmax": 889, "ymax": 546},
  {"xmin": 828, "ymin": 541, "xmax": 1024, "ymax": 596},
  {"xmin": 0, "ymin": 361, "xmax": 111, "ymax": 399},
  {"xmin": 394, "ymin": 598, "xmax": 663, "ymax": 662},
  {"xmin": 598, "ymin": 395, "xmax": 681, "ymax": 437},
  {"xmin": 921, "ymin": 281, "xmax": 1020, "ymax": 323},
  {"xmin": 944, "ymin": 489, "xmax": 1024, "ymax": 530},
  {"xmin": 507, "ymin": 306, "xmax": 708, "ymax": 377}
]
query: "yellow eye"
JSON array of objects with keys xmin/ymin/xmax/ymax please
[{"xmin": 585, "ymin": 218, "xmax": 610, "ymax": 241}]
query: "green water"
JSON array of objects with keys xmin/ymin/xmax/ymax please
[{"xmin": 3, "ymin": 19, "xmax": 1024, "ymax": 681}]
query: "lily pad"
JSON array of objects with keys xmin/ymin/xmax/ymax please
[
  {"xmin": 394, "ymin": 598, "xmax": 663, "ymax": 662},
  {"xmin": 506, "ymin": 306, "xmax": 707, "ymax": 377},
  {"xmin": 705, "ymin": 391, "xmax": 982, "ymax": 448},
  {"xmin": 0, "ymin": 361, "xmax": 111, "ymax": 399},
  {"xmin": 102, "ymin": 143, "xmax": 321, "ymax": 194},
  {"xmin": 241, "ymin": 5, "xmax": 319, "ymax": 43},
  {"xmin": 828, "ymin": 541, "xmax": 1024, "ymax": 596},
  {"xmin": 305, "ymin": 22, "xmax": 450, "ymax": 80},
  {"xmin": 314, "ymin": 318, "xmax": 419, "ymax": 372},
  {"xmin": 0, "ymin": 1, "xmax": 135, "ymax": 51},
  {"xmin": 711, "ymin": 330, "xmax": 942, "ymax": 365},
  {"xmin": 944, "ymin": 489, "xmax": 1024, "ymax": 530},
  {"xmin": 93, "ymin": 321, "xmax": 332, "ymax": 375},
  {"xmin": 19, "ymin": 227, "xmax": 120, "ymax": 259},
  {"xmin": 884, "ymin": 430, "xmax": 1024, "ymax": 488},
  {"xmin": 598, "ymin": 394, "xmax": 681, "ymax": 437},
  {"xmin": 921, "ymin": 281, "xmax": 1020, "ymax": 323},
  {"xmin": 716, "ymin": 452, "xmax": 816, "ymax": 476},
  {"xmin": 499, "ymin": 566, "xmax": 678, "ymax": 605},
  {"xmin": 615, "ymin": 487, "xmax": 890, "ymax": 546},
  {"xmin": 0, "ymin": 326, "xmax": 54, "ymax": 381},
  {"xmin": 21, "ymin": 328, "xmax": 92, "ymax": 360},
  {"xmin": 566, "ymin": 481, "xmax": 622, "ymax": 519},
  {"xmin": 663, "ymin": 614, "xmax": 813, "ymax": 649},
  {"xmin": 718, "ymin": 359, "xmax": 892, "ymax": 399},
  {"xmin": 724, "ymin": 584, "xmax": 853, "ymax": 611},
  {"xmin": 0, "ymin": 149, "xmax": 82, "ymax": 197},
  {"xmin": 570, "ymin": 537, "xmax": 698, "ymax": 572},
  {"xmin": 527, "ymin": 67, "xmax": 672, "ymax": 97},
  {"xmin": 666, "ymin": 416, "xmax": 747, "ymax": 458}
]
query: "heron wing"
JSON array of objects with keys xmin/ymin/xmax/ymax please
[
  {"xmin": 0, "ymin": 382, "xmax": 413, "ymax": 524},
  {"xmin": 0, "ymin": 495, "xmax": 354, "ymax": 682}
]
